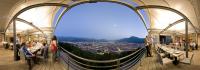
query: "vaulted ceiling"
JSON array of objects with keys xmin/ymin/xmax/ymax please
[
  {"xmin": 0, "ymin": 0, "xmax": 22, "ymax": 32},
  {"xmin": 0, "ymin": 0, "xmax": 200, "ymax": 34}
]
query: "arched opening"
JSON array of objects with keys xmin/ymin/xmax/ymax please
[
  {"xmin": 54, "ymin": 1, "xmax": 149, "ymax": 69},
  {"xmin": 54, "ymin": 2, "xmax": 149, "ymax": 40},
  {"xmin": 3, "ymin": 0, "xmax": 195, "ymax": 69}
]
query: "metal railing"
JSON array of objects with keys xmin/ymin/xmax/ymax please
[{"xmin": 58, "ymin": 45, "xmax": 146, "ymax": 70}]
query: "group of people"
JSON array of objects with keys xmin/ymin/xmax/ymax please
[
  {"xmin": 14, "ymin": 34, "xmax": 59, "ymax": 63},
  {"xmin": 19, "ymin": 40, "xmax": 48, "ymax": 63},
  {"xmin": 173, "ymin": 40, "xmax": 197, "ymax": 51}
]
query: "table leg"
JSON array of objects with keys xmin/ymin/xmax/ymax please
[{"xmin": 173, "ymin": 57, "xmax": 179, "ymax": 65}]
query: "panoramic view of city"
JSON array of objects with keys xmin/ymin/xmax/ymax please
[
  {"xmin": 65, "ymin": 41, "xmax": 144, "ymax": 54},
  {"xmin": 54, "ymin": 2, "xmax": 147, "ymax": 61},
  {"xmin": 1, "ymin": 0, "xmax": 200, "ymax": 70}
]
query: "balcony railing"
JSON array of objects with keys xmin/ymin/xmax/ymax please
[{"xmin": 58, "ymin": 45, "xmax": 146, "ymax": 70}]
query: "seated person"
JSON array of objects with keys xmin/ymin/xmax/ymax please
[
  {"xmin": 21, "ymin": 43, "xmax": 34, "ymax": 57},
  {"xmin": 40, "ymin": 43, "xmax": 48, "ymax": 59},
  {"xmin": 189, "ymin": 41, "xmax": 195, "ymax": 50},
  {"xmin": 20, "ymin": 42, "xmax": 37, "ymax": 63},
  {"xmin": 27, "ymin": 41, "xmax": 32, "ymax": 48},
  {"xmin": 192, "ymin": 41, "xmax": 196, "ymax": 50}
]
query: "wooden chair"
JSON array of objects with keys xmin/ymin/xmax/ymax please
[
  {"xmin": 156, "ymin": 50, "xmax": 172, "ymax": 65},
  {"xmin": 156, "ymin": 48, "xmax": 165, "ymax": 57},
  {"xmin": 19, "ymin": 49, "xmax": 26, "ymax": 60},
  {"xmin": 19, "ymin": 49, "xmax": 32, "ymax": 70},
  {"xmin": 36, "ymin": 47, "xmax": 48, "ymax": 63},
  {"xmin": 180, "ymin": 52, "xmax": 194, "ymax": 65}
]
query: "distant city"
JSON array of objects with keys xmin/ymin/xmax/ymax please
[{"xmin": 58, "ymin": 36, "xmax": 145, "ymax": 55}]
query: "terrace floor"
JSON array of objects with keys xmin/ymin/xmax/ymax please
[
  {"xmin": 137, "ymin": 48, "xmax": 200, "ymax": 70},
  {"xmin": 0, "ymin": 46, "xmax": 67, "ymax": 70},
  {"xmin": 2, "ymin": 44, "xmax": 200, "ymax": 70}
]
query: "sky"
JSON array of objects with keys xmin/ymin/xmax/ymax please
[{"xmin": 54, "ymin": 2, "xmax": 149, "ymax": 40}]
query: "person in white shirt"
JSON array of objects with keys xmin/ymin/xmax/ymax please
[
  {"xmin": 175, "ymin": 41, "xmax": 180, "ymax": 50},
  {"xmin": 192, "ymin": 41, "xmax": 196, "ymax": 50}
]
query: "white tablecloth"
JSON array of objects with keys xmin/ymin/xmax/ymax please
[{"xmin": 159, "ymin": 45, "xmax": 184, "ymax": 57}]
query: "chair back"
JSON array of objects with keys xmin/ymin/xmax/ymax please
[
  {"xmin": 180, "ymin": 52, "xmax": 194, "ymax": 64},
  {"xmin": 19, "ymin": 49, "xmax": 26, "ymax": 60},
  {"xmin": 156, "ymin": 49, "xmax": 162, "ymax": 62},
  {"xmin": 190, "ymin": 53, "xmax": 194, "ymax": 64},
  {"xmin": 43, "ymin": 46, "xmax": 48, "ymax": 58}
]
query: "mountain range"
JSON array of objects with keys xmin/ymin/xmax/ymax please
[
  {"xmin": 58, "ymin": 36, "xmax": 144, "ymax": 43},
  {"xmin": 117, "ymin": 36, "xmax": 144, "ymax": 43}
]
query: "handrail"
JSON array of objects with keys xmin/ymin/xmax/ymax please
[
  {"xmin": 60, "ymin": 53, "xmax": 89, "ymax": 70},
  {"xmin": 121, "ymin": 49, "xmax": 146, "ymax": 70},
  {"xmin": 120, "ymin": 48, "xmax": 145, "ymax": 66},
  {"xmin": 60, "ymin": 49, "xmax": 142, "ymax": 68},
  {"xmin": 60, "ymin": 54, "xmax": 90, "ymax": 70},
  {"xmin": 58, "ymin": 44, "xmax": 146, "ymax": 70},
  {"xmin": 60, "ymin": 46, "xmax": 142, "ymax": 63},
  {"xmin": 60, "ymin": 51, "xmax": 88, "ymax": 70},
  {"xmin": 65, "ymin": 53, "xmax": 116, "ymax": 68},
  {"xmin": 112, "ymin": 48, "xmax": 146, "ymax": 70}
]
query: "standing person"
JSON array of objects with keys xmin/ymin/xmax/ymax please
[
  {"xmin": 149, "ymin": 35, "xmax": 153, "ymax": 56},
  {"xmin": 179, "ymin": 41, "xmax": 182, "ymax": 49},
  {"xmin": 195, "ymin": 42, "xmax": 198, "ymax": 50},
  {"xmin": 145, "ymin": 36, "xmax": 152, "ymax": 57},
  {"xmin": 148, "ymin": 36, "xmax": 153, "ymax": 57},
  {"xmin": 50, "ymin": 36, "xmax": 58, "ymax": 62},
  {"xmin": 182, "ymin": 40, "xmax": 186, "ymax": 51},
  {"xmin": 43, "ymin": 43, "xmax": 48, "ymax": 59},
  {"xmin": 16, "ymin": 34, "xmax": 21, "ymax": 60}
]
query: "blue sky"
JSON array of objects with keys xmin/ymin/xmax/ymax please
[{"xmin": 54, "ymin": 2, "xmax": 149, "ymax": 40}]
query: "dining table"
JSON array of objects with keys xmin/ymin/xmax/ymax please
[
  {"xmin": 158, "ymin": 45, "xmax": 185, "ymax": 65},
  {"xmin": 29, "ymin": 45, "xmax": 42, "ymax": 54}
]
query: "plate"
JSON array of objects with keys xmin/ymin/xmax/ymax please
[{"xmin": 175, "ymin": 51, "xmax": 180, "ymax": 54}]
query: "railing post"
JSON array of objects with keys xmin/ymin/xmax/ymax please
[
  {"xmin": 196, "ymin": 33, "xmax": 198, "ymax": 50},
  {"xmin": 140, "ymin": 57, "xmax": 142, "ymax": 66},
  {"xmin": 60, "ymin": 46, "xmax": 145, "ymax": 70},
  {"xmin": 117, "ymin": 59, "xmax": 120, "ymax": 70},
  {"xmin": 13, "ymin": 19, "xmax": 18, "ymax": 61},
  {"xmin": 3, "ymin": 33, "xmax": 6, "ymax": 42},
  {"xmin": 65, "ymin": 52, "xmax": 70, "ymax": 70},
  {"xmin": 185, "ymin": 21, "xmax": 189, "ymax": 58},
  {"xmin": 140, "ymin": 49, "xmax": 145, "ymax": 66},
  {"xmin": 67, "ymin": 53, "xmax": 69, "ymax": 70}
]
